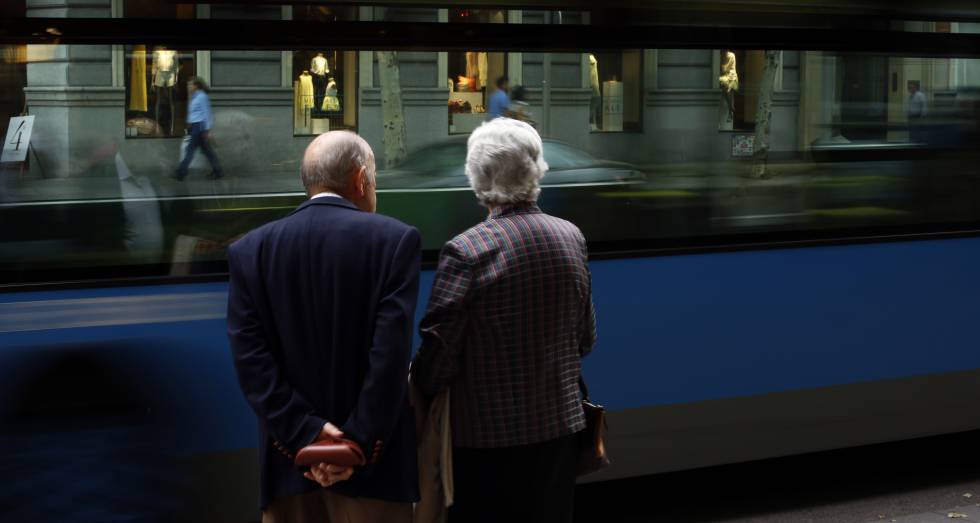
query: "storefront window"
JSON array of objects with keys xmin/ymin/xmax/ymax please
[
  {"xmin": 124, "ymin": 46, "xmax": 195, "ymax": 138},
  {"xmin": 0, "ymin": 2, "xmax": 25, "ymax": 139},
  {"xmin": 447, "ymin": 9, "xmax": 507, "ymax": 134},
  {"xmin": 122, "ymin": 1, "xmax": 195, "ymax": 138},
  {"xmin": 720, "ymin": 49, "xmax": 798, "ymax": 132},
  {"xmin": 292, "ymin": 6, "xmax": 358, "ymax": 135},
  {"xmin": 292, "ymin": 50, "xmax": 357, "ymax": 135},
  {"xmin": 6, "ymin": 41, "xmax": 980, "ymax": 280},
  {"xmin": 588, "ymin": 50, "xmax": 643, "ymax": 132},
  {"xmin": 0, "ymin": 46, "xmax": 26, "ymax": 140},
  {"xmin": 448, "ymin": 51, "xmax": 498, "ymax": 133}
]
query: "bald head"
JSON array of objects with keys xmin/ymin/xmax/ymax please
[{"xmin": 301, "ymin": 131, "xmax": 376, "ymax": 194}]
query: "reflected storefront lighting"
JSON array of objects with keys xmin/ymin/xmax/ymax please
[{"xmin": 0, "ymin": 27, "xmax": 979, "ymax": 283}]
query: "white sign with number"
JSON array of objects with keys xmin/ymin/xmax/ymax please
[{"xmin": 2, "ymin": 115, "xmax": 34, "ymax": 163}]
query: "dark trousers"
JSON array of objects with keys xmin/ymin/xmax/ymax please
[
  {"xmin": 176, "ymin": 122, "xmax": 222, "ymax": 179},
  {"xmin": 909, "ymin": 119, "xmax": 927, "ymax": 144},
  {"xmin": 154, "ymin": 85, "xmax": 176, "ymax": 136},
  {"xmin": 312, "ymin": 73, "xmax": 327, "ymax": 113},
  {"xmin": 449, "ymin": 434, "xmax": 578, "ymax": 523},
  {"xmin": 261, "ymin": 489, "xmax": 411, "ymax": 523}
]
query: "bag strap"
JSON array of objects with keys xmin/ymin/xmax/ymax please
[{"xmin": 578, "ymin": 375, "xmax": 591, "ymax": 402}]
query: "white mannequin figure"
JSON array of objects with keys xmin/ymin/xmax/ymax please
[
  {"xmin": 719, "ymin": 50, "xmax": 739, "ymax": 128},
  {"xmin": 589, "ymin": 54, "xmax": 601, "ymax": 131}
]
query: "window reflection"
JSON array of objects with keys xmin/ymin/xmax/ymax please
[
  {"xmin": 125, "ymin": 46, "xmax": 195, "ymax": 138},
  {"xmin": 2, "ymin": 43, "xmax": 980, "ymax": 282},
  {"xmin": 293, "ymin": 50, "xmax": 357, "ymax": 136},
  {"xmin": 588, "ymin": 51, "xmax": 643, "ymax": 132},
  {"xmin": 447, "ymin": 9, "xmax": 508, "ymax": 134}
]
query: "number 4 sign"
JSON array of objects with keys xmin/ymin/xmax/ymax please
[{"xmin": 2, "ymin": 115, "xmax": 35, "ymax": 163}]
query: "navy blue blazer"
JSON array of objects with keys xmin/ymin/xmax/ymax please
[{"xmin": 227, "ymin": 196, "xmax": 421, "ymax": 509}]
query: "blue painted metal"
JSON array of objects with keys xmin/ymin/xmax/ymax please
[
  {"xmin": 584, "ymin": 237, "xmax": 980, "ymax": 410},
  {"xmin": 2, "ymin": 237, "xmax": 979, "ymax": 456}
]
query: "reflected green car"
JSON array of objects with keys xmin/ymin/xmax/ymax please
[
  {"xmin": 377, "ymin": 137, "xmax": 646, "ymax": 189},
  {"xmin": 375, "ymin": 137, "xmax": 647, "ymax": 249}
]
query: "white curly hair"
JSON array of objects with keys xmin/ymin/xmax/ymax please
[{"xmin": 465, "ymin": 118, "xmax": 549, "ymax": 207}]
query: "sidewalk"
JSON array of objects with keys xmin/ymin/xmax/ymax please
[{"xmin": 881, "ymin": 503, "xmax": 980, "ymax": 522}]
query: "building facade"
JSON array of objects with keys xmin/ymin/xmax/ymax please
[{"xmin": 12, "ymin": 1, "xmax": 980, "ymax": 188}]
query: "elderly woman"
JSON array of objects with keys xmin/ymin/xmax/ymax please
[{"xmin": 411, "ymin": 118, "xmax": 596, "ymax": 523}]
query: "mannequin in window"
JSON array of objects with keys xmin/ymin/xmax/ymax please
[
  {"xmin": 152, "ymin": 46, "xmax": 179, "ymax": 136},
  {"xmin": 465, "ymin": 52, "xmax": 488, "ymax": 89},
  {"xmin": 323, "ymin": 76, "xmax": 341, "ymax": 112},
  {"xmin": 719, "ymin": 50, "xmax": 739, "ymax": 129},
  {"xmin": 310, "ymin": 52, "xmax": 329, "ymax": 116},
  {"xmin": 298, "ymin": 71, "xmax": 314, "ymax": 129},
  {"xmin": 589, "ymin": 54, "xmax": 601, "ymax": 131}
]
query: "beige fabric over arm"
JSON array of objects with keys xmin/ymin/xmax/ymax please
[{"xmin": 411, "ymin": 383, "xmax": 453, "ymax": 523}]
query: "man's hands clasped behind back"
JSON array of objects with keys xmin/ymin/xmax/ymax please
[{"xmin": 302, "ymin": 422, "xmax": 356, "ymax": 488}]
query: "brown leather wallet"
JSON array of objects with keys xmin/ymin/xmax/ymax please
[{"xmin": 295, "ymin": 439, "xmax": 366, "ymax": 467}]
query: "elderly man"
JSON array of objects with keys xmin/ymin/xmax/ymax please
[
  {"xmin": 227, "ymin": 131, "xmax": 421, "ymax": 523},
  {"xmin": 411, "ymin": 118, "xmax": 597, "ymax": 523}
]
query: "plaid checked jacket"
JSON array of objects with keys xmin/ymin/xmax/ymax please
[{"xmin": 412, "ymin": 203, "xmax": 597, "ymax": 448}]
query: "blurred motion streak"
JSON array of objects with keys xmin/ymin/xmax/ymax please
[{"xmin": 0, "ymin": 293, "xmax": 226, "ymax": 333}]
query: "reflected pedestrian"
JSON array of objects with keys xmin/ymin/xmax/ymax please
[
  {"xmin": 412, "ymin": 118, "xmax": 597, "ymax": 523},
  {"xmin": 173, "ymin": 77, "xmax": 223, "ymax": 180},
  {"xmin": 487, "ymin": 75, "xmax": 510, "ymax": 120},
  {"xmin": 505, "ymin": 85, "xmax": 535, "ymax": 127},
  {"xmin": 907, "ymin": 80, "xmax": 928, "ymax": 143}
]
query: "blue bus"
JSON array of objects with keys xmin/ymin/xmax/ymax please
[{"xmin": 1, "ymin": 1, "xmax": 980, "ymax": 520}]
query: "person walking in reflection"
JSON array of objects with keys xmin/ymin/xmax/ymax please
[
  {"xmin": 411, "ymin": 118, "xmax": 597, "ymax": 523},
  {"xmin": 227, "ymin": 131, "xmax": 421, "ymax": 522},
  {"xmin": 487, "ymin": 75, "xmax": 510, "ymax": 120},
  {"xmin": 505, "ymin": 85, "xmax": 536, "ymax": 127},
  {"xmin": 907, "ymin": 80, "xmax": 928, "ymax": 144},
  {"xmin": 173, "ymin": 77, "xmax": 223, "ymax": 180}
]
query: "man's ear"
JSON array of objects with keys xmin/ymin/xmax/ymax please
[{"xmin": 351, "ymin": 165, "xmax": 367, "ymax": 197}]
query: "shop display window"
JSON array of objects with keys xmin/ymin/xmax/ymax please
[
  {"xmin": 719, "ymin": 49, "xmax": 798, "ymax": 132},
  {"xmin": 721, "ymin": 49, "xmax": 753, "ymax": 131},
  {"xmin": 292, "ymin": 50, "xmax": 357, "ymax": 136},
  {"xmin": 124, "ymin": 45, "xmax": 195, "ymax": 138},
  {"xmin": 0, "ymin": 46, "xmax": 26, "ymax": 140},
  {"xmin": 587, "ymin": 50, "xmax": 643, "ymax": 132},
  {"xmin": 447, "ymin": 9, "xmax": 507, "ymax": 134},
  {"xmin": 448, "ymin": 50, "xmax": 510, "ymax": 133},
  {"xmin": 122, "ymin": 1, "xmax": 195, "ymax": 138},
  {"xmin": 291, "ymin": 6, "xmax": 358, "ymax": 135},
  {"xmin": 0, "ymin": 4, "xmax": 25, "ymax": 138}
]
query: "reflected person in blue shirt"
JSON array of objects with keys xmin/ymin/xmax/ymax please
[
  {"xmin": 487, "ymin": 75, "xmax": 510, "ymax": 120},
  {"xmin": 174, "ymin": 77, "xmax": 223, "ymax": 180}
]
